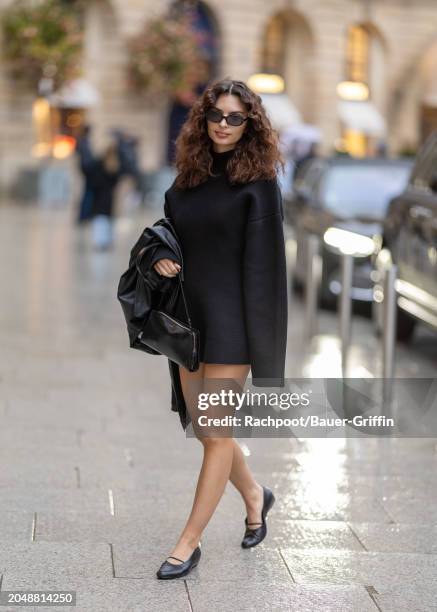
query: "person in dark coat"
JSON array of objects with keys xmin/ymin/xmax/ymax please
[
  {"xmin": 149, "ymin": 78, "xmax": 288, "ymax": 579},
  {"xmin": 75, "ymin": 124, "xmax": 95, "ymax": 224},
  {"xmin": 89, "ymin": 142, "xmax": 122, "ymax": 250},
  {"xmin": 111, "ymin": 129, "xmax": 142, "ymax": 187}
]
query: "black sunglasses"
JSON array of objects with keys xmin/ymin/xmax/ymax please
[{"xmin": 205, "ymin": 107, "xmax": 248, "ymax": 127}]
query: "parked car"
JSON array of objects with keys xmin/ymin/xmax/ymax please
[
  {"xmin": 372, "ymin": 133, "xmax": 437, "ymax": 341},
  {"xmin": 283, "ymin": 156, "xmax": 413, "ymax": 308}
]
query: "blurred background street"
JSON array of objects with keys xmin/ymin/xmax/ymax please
[{"xmin": 1, "ymin": 0, "xmax": 437, "ymax": 610}]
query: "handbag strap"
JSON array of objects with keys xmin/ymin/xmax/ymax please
[
  {"xmin": 165, "ymin": 273, "xmax": 192, "ymax": 327},
  {"xmin": 136, "ymin": 244, "xmax": 193, "ymax": 328},
  {"xmin": 176, "ymin": 273, "xmax": 192, "ymax": 327}
]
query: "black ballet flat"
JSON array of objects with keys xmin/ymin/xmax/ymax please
[
  {"xmin": 241, "ymin": 486, "xmax": 275, "ymax": 549},
  {"xmin": 156, "ymin": 545, "xmax": 201, "ymax": 580}
]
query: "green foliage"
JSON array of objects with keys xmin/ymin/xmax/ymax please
[
  {"xmin": 1, "ymin": 0, "xmax": 83, "ymax": 90},
  {"xmin": 127, "ymin": 14, "xmax": 207, "ymax": 101}
]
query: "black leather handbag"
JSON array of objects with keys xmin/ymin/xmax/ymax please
[{"xmin": 135, "ymin": 247, "xmax": 200, "ymax": 372}]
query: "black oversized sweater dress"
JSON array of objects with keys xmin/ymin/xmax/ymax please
[{"xmin": 150, "ymin": 147, "xmax": 288, "ymax": 384}]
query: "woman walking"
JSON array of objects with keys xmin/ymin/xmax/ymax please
[{"xmin": 151, "ymin": 78, "xmax": 288, "ymax": 579}]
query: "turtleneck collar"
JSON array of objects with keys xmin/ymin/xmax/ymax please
[{"xmin": 211, "ymin": 147, "xmax": 236, "ymax": 174}]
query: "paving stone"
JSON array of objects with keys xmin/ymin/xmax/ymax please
[
  {"xmin": 78, "ymin": 465, "xmax": 199, "ymax": 492},
  {"xmin": 34, "ymin": 512, "xmax": 163, "ymax": 544},
  {"xmin": 289, "ymin": 452, "xmax": 437, "ymax": 478},
  {"xmin": 374, "ymin": 581, "xmax": 437, "ymax": 612},
  {"xmin": 381, "ymin": 495, "xmax": 437, "ymax": 524},
  {"xmin": 111, "ymin": 484, "xmax": 243, "ymax": 521},
  {"xmin": 113, "ymin": 540, "xmax": 291, "ymax": 583},
  {"xmin": 70, "ymin": 465, "xmax": 146, "ymax": 489},
  {"xmin": 0, "ymin": 487, "xmax": 109, "ymax": 514},
  {"xmin": 251, "ymin": 470, "xmax": 437, "ymax": 499},
  {"xmin": 0, "ymin": 427, "xmax": 77, "ymax": 448},
  {"xmin": 0, "ymin": 542, "xmax": 112, "ymax": 582},
  {"xmin": 350, "ymin": 522, "xmax": 437, "ymax": 553},
  {"xmin": 74, "ymin": 579, "xmax": 189, "ymax": 612},
  {"xmin": 0, "ymin": 511, "xmax": 34, "ymax": 541},
  {"xmin": 0, "ymin": 462, "xmax": 76, "ymax": 488},
  {"xmin": 303, "ymin": 436, "xmax": 437, "ymax": 456},
  {"xmin": 35, "ymin": 510, "xmax": 365, "ymax": 557},
  {"xmin": 272, "ymin": 493, "xmax": 393, "ymax": 523},
  {"xmin": 5, "ymin": 398, "xmax": 114, "ymax": 429},
  {"xmin": 76, "ymin": 449, "xmax": 203, "ymax": 488},
  {"xmin": 0, "ymin": 415, "xmax": 104, "ymax": 434},
  {"xmin": 280, "ymin": 549, "xmax": 437, "ymax": 587},
  {"xmin": 78, "ymin": 440, "xmax": 202, "ymax": 470},
  {"xmin": 0, "ymin": 575, "xmax": 189, "ymax": 612},
  {"xmin": 187, "ymin": 581, "xmax": 377, "ymax": 612},
  {"xmin": 200, "ymin": 511, "xmax": 364, "ymax": 552},
  {"xmin": 267, "ymin": 520, "xmax": 364, "ymax": 551}
]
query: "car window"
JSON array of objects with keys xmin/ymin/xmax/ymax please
[
  {"xmin": 294, "ymin": 160, "xmax": 325, "ymax": 197},
  {"xmin": 319, "ymin": 163, "xmax": 411, "ymax": 219},
  {"xmin": 410, "ymin": 133, "xmax": 437, "ymax": 191}
]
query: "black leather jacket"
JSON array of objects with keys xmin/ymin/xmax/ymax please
[{"xmin": 117, "ymin": 217, "xmax": 189, "ymax": 429}]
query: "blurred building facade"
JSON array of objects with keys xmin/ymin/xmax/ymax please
[{"xmin": 2, "ymin": 0, "xmax": 437, "ymax": 191}]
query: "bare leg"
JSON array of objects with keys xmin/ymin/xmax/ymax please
[
  {"xmin": 228, "ymin": 439, "xmax": 264, "ymax": 526},
  {"xmin": 201, "ymin": 364, "xmax": 264, "ymax": 527},
  {"xmin": 166, "ymin": 363, "xmax": 251, "ymax": 564}
]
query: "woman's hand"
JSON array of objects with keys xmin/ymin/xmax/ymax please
[{"xmin": 153, "ymin": 258, "xmax": 181, "ymax": 278}]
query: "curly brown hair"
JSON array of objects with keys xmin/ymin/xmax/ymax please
[{"xmin": 173, "ymin": 77, "xmax": 285, "ymax": 189}]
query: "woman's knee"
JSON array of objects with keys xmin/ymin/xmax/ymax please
[{"xmin": 200, "ymin": 435, "xmax": 235, "ymax": 449}]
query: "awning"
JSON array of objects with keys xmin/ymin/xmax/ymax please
[
  {"xmin": 260, "ymin": 93, "xmax": 302, "ymax": 131},
  {"xmin": 280, "ymin": 123, "xmax": 322, "ymax": 157},
  {"xmin": 49, "ymin": 78, "xmax": 100, "ymax": 109},
  {"xmin": 338, "ymin": 100, "xmax": 386, "ymax": 137}
]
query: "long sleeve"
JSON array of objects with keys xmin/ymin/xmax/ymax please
[
  {"xmin": 242, "ymin": 178, "xmax": 288, "ymax": 386},
  {"xmin": 149, "ymin": 193, "xmax": 182, "ymax": 268}
]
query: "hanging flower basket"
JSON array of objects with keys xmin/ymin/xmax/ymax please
[
  {"xmin": 1, "ymin": 0, "xmax": 83, "ymax": 91},
  {"xmin": 127, "ymin": 14, "xmax": 207, "ymax": 103}
]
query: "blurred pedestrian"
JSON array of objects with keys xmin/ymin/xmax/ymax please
[
  {"xmin": 279, "ymin": 124, "xmax": 321, "ymax": 192},
  {"xmin": 89, "ymin": 142, "xmax": 122, "ymax": 250},
  {"xmin": 376, "ymin": 140, "xmax": 388, "ymax": 158},
  {"xmin": 111, "ymin": 128, "xmax": 143, "ymax": 208},
  {"xmin": 75, "ymin": 124, "xmax": 95, "ymax": 224},
  {"xmin": 293, "ymin": 142, "xmax": 318, "ymax": 179}
]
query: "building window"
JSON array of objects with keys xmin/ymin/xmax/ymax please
[
  {"xmin": 346, "ymin": 25, "xmax": 369, "ymax": 84},
  {"xmin": 343, "ymin": 129, "xmax": 368, "ymax": 158},
  {"xmin": 261, "ymin": 15, "xmax": 285, "ymax": 75}
]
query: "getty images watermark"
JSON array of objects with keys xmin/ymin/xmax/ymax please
[{"xmin": 184, "ymin": 377, "xmax": 437, "ymax": 438}]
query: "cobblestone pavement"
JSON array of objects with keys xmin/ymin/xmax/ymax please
[{"xmin": 0, "ymin": 202, "xmax": 437, "ymax": 611}]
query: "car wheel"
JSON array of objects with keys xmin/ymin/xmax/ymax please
[{"xmin": 396, "ymin": 306, "xmax": 416, "ymax": 342}]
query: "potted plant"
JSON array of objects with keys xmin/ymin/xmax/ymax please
[
  {"xmin": 126, "ymin": 14, "xmax": 208, "ymax": 104},
  {"xmin": 1, "ymin": 0, "xmax": 83, "ymax": 91}
]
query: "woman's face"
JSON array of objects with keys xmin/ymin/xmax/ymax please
[{"xmin": 206, "ymin": 93, "xmax": 248, "ymax": 152}]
